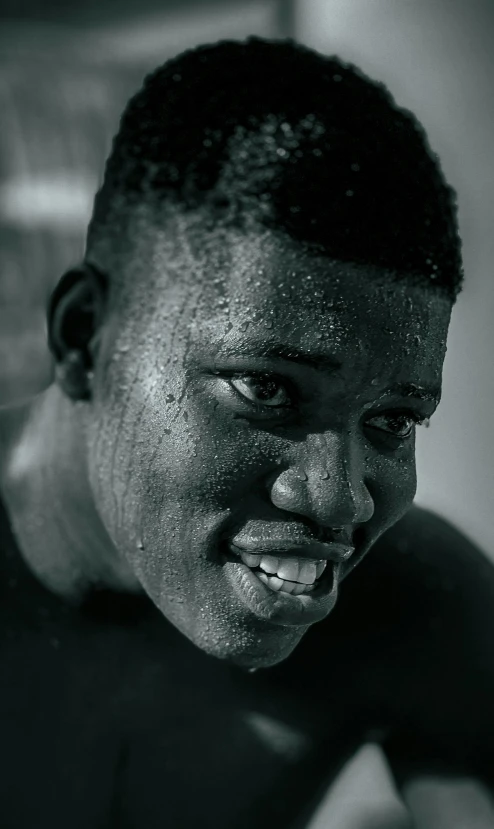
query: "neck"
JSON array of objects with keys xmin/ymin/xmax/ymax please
[{"xmin": 0, "ymin": 385, "xmax": 141, "ymax": 601}]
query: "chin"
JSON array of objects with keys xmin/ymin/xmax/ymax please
[{"xmin": 195, "ymin": 622, "xmax": 310, "ymax": 670}]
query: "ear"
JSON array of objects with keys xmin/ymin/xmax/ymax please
[{"xmin": 48, "ymin": 263, "xmax": 108, "ymax": 401}]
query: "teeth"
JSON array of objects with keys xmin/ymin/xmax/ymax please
[
  {"xmin": 239, "ymin": 551, "xmax": 327, "ymax": 588},
  {"xmin": 239, "ymin": 552, "xmax": 261, "ymax": 568},
  {"xmin": 276, "ymin": 559, "xmax": 300, "ymax": 582},
  {"xmin": 254, "ymin": 571, "xmax": 317, "ymax": 596},
  {"xmin": 237, "ymin": 550, "xmax": 328, "ymax": 596},
  {"xmin": 258, "ymin": 555, "xmax": 279, "ymax": 574},
  {"xmin": 315, "ymin": 560, "xmax": 327, "ymax": 579},
  {"xmin": 257, "ymin": 573, "xmax": 284, "ymax": 592},
  {"xmin": 298, "ymin": 560, "xmax": 318, "ymax": 584}
]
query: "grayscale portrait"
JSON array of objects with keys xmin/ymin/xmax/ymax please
[{"xmin": 1, "ymin": 2, "xmax": 493, "ymax": 827}]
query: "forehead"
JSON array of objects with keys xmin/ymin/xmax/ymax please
[
  {"xmin": 126, "ymin": 219, "xmax": 451, "ymax": 388},
  {"xmin": 189, "ymin": 228, "xmax": 449, "ymax": 358}
]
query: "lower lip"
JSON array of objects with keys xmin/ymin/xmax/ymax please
[{"xmin": 223, "ymin": 544, "xmax": 340, "ymax": 626}]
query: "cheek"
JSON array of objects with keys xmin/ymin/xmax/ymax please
[
  {"xmin": 371, "ymin": 448, "xmax": 417, "ymax": 537},
  {"xmin": 87, "ymin": 347, "xmax": 278, "ymax": 553}
]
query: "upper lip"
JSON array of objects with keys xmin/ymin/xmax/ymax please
[{"xmin": 228, "ymin": 538, "xmax": 354, "ymax": 563}]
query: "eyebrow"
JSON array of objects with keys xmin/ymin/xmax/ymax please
[
  {"xmin": 212, "ymin": 340, "xmax": 441, "ymax": 402},
  {"xmin": 387, "ymin": 382, "xmax": 441, "ymax": 403},
  {"xmin": 215, "ymin": 341, "xmax": 343, "ymax": 372}
]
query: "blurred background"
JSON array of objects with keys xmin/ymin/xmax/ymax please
[{"xmin": 0, "ymin": 0, "xmax": 493, "ymax": 560}]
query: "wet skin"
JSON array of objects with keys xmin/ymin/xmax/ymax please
[
  {"xmin": 3, "ymin": 221, "xmax": 494, "ymax": 829},
  {"xmin": 85, "ymin": 221, "xmax": 451, "ymax": 668}
]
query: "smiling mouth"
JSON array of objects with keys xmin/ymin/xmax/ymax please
[{"xmin": 226, "ymin": 542, "xmax": 345, "ymax": 598}]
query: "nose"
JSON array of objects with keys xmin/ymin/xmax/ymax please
[{"xmin": 269, "ymin": 432, "xmax": 374, "ymax": 530}]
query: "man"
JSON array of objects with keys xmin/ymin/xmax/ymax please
[{"xmin": 0, "ymin": 38, "xmax": 493, "ymax": 828}]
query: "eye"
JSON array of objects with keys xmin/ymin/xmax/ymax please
[
  {"xmin": 366, "ymin": 411, "xmax": 425, "ymax": 439},
  {"xmin": 229, "ymin": 374, "xmax": 291, "ymax": 408}
]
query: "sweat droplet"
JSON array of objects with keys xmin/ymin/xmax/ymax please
[
  {"xmin": 297, "ymin": 469, "xmax": 308, "ymax": 481},
  {"xmin": 320, "ymin": 471, "xmax": 329, "ymax": 480},
  {"xmin": 137, "ymin": 539, "xmax": 145, "ymax": 551},
  {"xmin": 166, "ymin": 394, "xmax": 175, "ymax": 403}
]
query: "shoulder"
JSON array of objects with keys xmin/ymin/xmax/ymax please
[
  {"xmin": 324, "ymin": 504, "xmax": 494, "ymax": 649},
  {"xmin": 375, "ymin": 505, "xmax": 494, "ymax": 657},
  {"xmin": 369, "ymin": 506, "xmax": 494, "ymax": 781},
  {"xmin": 351, "ymin": 504, "xmax": 494, "ymax": 634},
  {"xmin": 298, "ymin": 506, "xmax": 494, "ymax": 779}
]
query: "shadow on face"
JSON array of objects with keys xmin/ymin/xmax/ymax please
[{"xmin": 53, "ymin": 220, "xmax": 452, "ymax": 667}]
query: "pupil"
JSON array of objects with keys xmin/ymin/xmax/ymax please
[
  {"xmin": 250, "ymin": 377, "xmax": 277, "ymax": 400},
  {"xmin": 389, "ymin": 415, "xmax": 409, "ymax": 433}
]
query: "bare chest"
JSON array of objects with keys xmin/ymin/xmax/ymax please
[{"xmin": 1, "ymin": 628, "xmax": 368, "ymax": 829}]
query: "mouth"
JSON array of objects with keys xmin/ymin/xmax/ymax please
[{"xmin": 222, "ymin": 540, "xmax": 350, "ymax": 626}]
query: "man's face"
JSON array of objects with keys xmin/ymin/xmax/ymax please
[{"xmin": 87, "ymin": 219, "xmax": 451, "ymax": 667}]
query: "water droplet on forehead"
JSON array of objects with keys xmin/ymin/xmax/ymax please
[{"xmin": 165, "ymin": 394, "xmax": 175, "ymax": 403}]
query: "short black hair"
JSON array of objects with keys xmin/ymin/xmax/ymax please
[{"xmin": 88, "ymin": 37, "xmax": 463, "ymax": 300}]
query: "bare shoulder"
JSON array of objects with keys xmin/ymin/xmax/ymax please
[
  {"xmin": 333, "ymin": 504, "xmax": 494, "ymax": 637},
  {"xmin": 362, "ymin": 506, "xmax": 494, "ymax": 782},
  {"xmin": 380, "ymin": 503, "xmax": 492, "ymax": 577}
]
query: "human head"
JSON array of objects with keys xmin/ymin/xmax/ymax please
[
  {"xmin": 48, "ymin": 39, "xmax": 461, "ymax": 667},
  {"xmin": 87, "ymin": 36, "xmax": 462, "ymax": 299}
]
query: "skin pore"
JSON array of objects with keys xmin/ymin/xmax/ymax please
[{"xmin": 1, "ymin": 213, "xmax": 452, "ymax": 670}]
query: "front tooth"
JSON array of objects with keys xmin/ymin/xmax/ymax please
[
  {"xmin": 298, "ymin": 561, "xmax": 317, "ymax": 584},
  {"xmin": 267, "ymin": 576, "xmax": 283, "ymax": 591},
  {"xmin": 259, "ymin": 555, "xmax": 280, "ymax": 575},
  {"xmin": 315, "ymin": 560, "xmax": 327, "ymax": 579},
  {"xmin": 276, "ymin": 559, "xmax": 300, "ymax": 582},
  {"xmin": 291, "ymin": 583, "xmax": 307, "ymax": 595},
  {"xmin": 279, "ymin": 581, "xmax": 296, "ymax": 594},
  {"xmin": 240, "ymin": 552, "xmax": 261, "ymax": 568}
]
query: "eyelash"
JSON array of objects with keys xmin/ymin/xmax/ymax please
[
  {"xmin": 227, "ymin": 372, "xmax": 294, "ymax": 412},
  {"xmin": 222, "ymin": 372, "xmax": 429, "ymax": 439},
  {"xmin": 366, "ymin": 410, "xmax": 427, "ymax": 440}
]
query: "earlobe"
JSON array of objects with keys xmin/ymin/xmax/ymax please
[
  {"xmin": 54, "ymin": 351, "xmax": 94, "ymax": 401},
  {"xmin": 48, "ymin": 263, "xmax": 107, "ymax": 401}
]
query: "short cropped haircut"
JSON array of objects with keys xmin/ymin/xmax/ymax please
[{"xmin": 88, "ymin": 38, "xmax": 463, "ymax": 300}]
